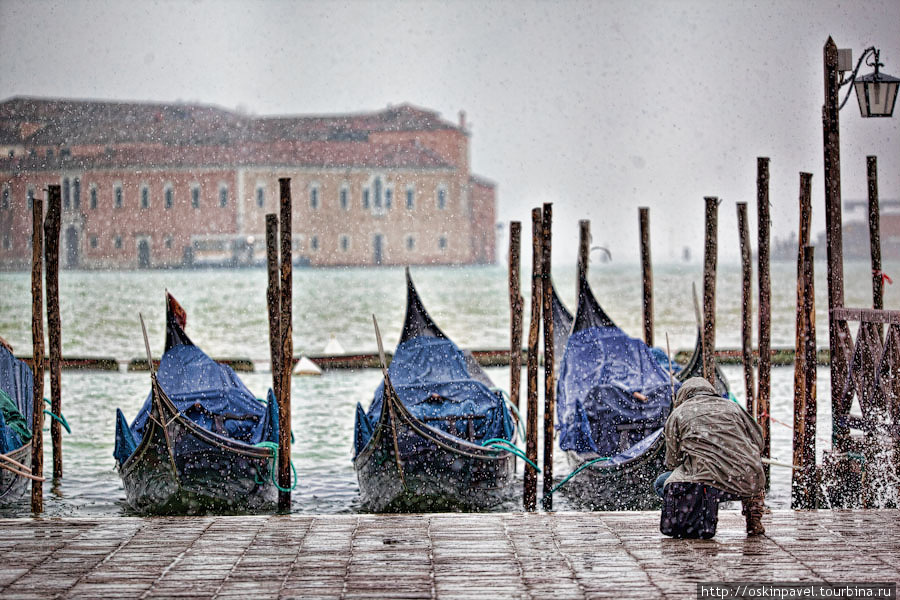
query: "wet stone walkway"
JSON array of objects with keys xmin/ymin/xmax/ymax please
[{"xmin": 0, "ymin": 510, "xmax": 897, "ymax": 599}]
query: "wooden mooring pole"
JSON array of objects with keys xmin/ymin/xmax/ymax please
[
  {"xmin": 523, "ymin": 209, "xmax": 542, "ymax": 511},
  {"xmin": 277, "ymin": 178, "xmax": 293, "ymax": 511},
  {"xmin": 540, "ymin": 203, "xmax": 555, "ymax": 510},
  {"xmin": 736, "ymin": 202, "xmax": 756, "ymax": 415},
  {"xmin": 265, "ymin": 214, "xmax": 281, "ymax": 405},
  {"xmin": 792, "ymin": 173, "xmax": 814, "ymax": 455},
  {"xmin": 867, "ymin": 156, "xmax": 883, "ymax": 329},
  {"xmin": 30, "ymin": 189, "xmax": 46, "ymax": 513},
  {"xmin": 792, "ymin": 244, "xmax": 817, "ymax": 509},
  {"xmin": 508, "ymin": 222, "xmax": 523, "ymax": 419},
  {"xmin": 44, "ymin": 186, "xmax": 63, "ymax": 480},
  {"xmin": 702, "ymin": 197, "xmax": 718, "ymax": 386},
  {"xmin": 757, "ymin": 157, "xmax": 772, "ymax": 481},
  {"xmin": 639, "ymin": 208, "xmax": 653, "ymax": 347}
]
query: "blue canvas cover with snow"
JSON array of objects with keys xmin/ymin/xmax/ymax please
[
  {"xmin": 557, "ymin": 277, "xmax": 678, "ymax": 457},
  {"xmin": 0, "ymin": 344, "xmax": 33, "ymax": 454},
  {"xmin": 113, "ymin": 299, "xmax": 277, "ymax": 466},
  {"xmin": 354, "ymin": 335, "xmax": 513, "ymax": 455}
]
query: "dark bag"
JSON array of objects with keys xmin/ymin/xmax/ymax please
[{"xmin": 659, "ymin": 482, "xmax": 729, "ymax": 539}]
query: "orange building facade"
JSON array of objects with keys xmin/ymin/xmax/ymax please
[{"xmin": 0, "ymin": 98, "xmax": 496, "ymax": 269}]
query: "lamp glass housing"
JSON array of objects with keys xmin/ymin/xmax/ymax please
[{"xmin": 853, "ymin": 71, "xmax": 900, "ymax": 117}]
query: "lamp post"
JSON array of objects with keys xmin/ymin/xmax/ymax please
[{"xmin": 822, "ymin": 38, "xmax": 898, "ymax": 454}]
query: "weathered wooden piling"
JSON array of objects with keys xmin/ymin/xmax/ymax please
[
  {"xmin": 792, "ymin": 244, "xmax": 817, "ymax": 509},
  {"xmin": 540, "ymin": 203, "xmax": 555, "ymax": 510},
  {"xmin": 792, "ymin": 173, "xmax": 814, "ymax": 464},
  {"xmin": 30, "ymin": 191, "xmax": 45, "ymax": 513},
  {"xmin": 278, "ymin": 178, "xmax": 293, "ymax": 510},
  {"xmin": 44, "ymin": 186, "xmax": 63, "ymax": 480},
  {"xmin": 265, "ymin": 214, "xmax": 281, "ymax": 405},
  {"xmin": 757, "ymin": 157, "xmax": 772, "ymax": 479},
  {"xmin": 702, "ymin": 197, "xmax": 718, "ymax": 386},
  {"xmin": 867, "ymin": 157, "xmax": 883, "ymax": 318},
  {"xmin": 577, "ymin": 219, "xmax": 590, "ymax": 297},
  {"xmin": 508, "ymin": 221, "xmax": 523, "ymax": 418},
  {"xmin": 737, "ymin": 202, "xmax": 755, "ymax": 415},
  {"xmin": 639, "ymin": 208, "xmax": 653, "ymax": 347},
  {"xmin": 524, "ymin": 209, "xmax": 542, "ymax": 511}
]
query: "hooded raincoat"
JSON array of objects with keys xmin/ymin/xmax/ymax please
[{"xmin": 663, "ymin": 377, "xmax": 765, "ymax": 497}]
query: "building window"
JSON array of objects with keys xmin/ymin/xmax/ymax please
[
  {"xmin": 310, "ymin": 236, "xmax": 319, "ymax": 251},
  {"xmin": 46, "ymin": 149, "xmax": 54, "ymax": 159},
  {"xmin": 26, "ymin": 188, "xmax": 34, "ymax": 210},
  {"xmin": 256, "ymin": 186, "xmax": 265, "ymax": 208},
  {"xmin": 90, "ymin": 186, "xmax": 98, "ymax": 209},
  {"xmin": 406, "ymin": 186, "xmax": 415, "ymax": 210},
  {"xmin": 373, "ymin": 177, "xmax": 383, "ymax": 209},
  {"xmin": 437, "ymin": 186, "xmax": 447, "ymax": 210},
  {"xmin": 310, "ymin": 185, "xmax": 319, "ymax": 210},
  {"xmin": 73, "ymin": 178, "xmax": 81, "ymax": 209},
  {"xmin": 90, "ymin": 236, "xmax": 98, "ymax": 249},
  {"xmin": 2, "ymin": 235, "xmax": 9, "ymax": 250},
  {"xmin": 406, "ymin": 235, "xmax": 415, "ymax": 251},
  {"xmin": 1, "ymin": 185, "xmax": 9, "ymax": 210},
  {"xmin": 340, "ymin": 185, "xmax": 349, "ymax": 210},
  {"xmin": 114, "ymin": 236, "xmax": 122, "ymax": 249},
  {"xmin": 219, "ymin": 184, "xmax": 228, "ymax": 208},
  {"xmin": 339, "ymin": 235, "xmax": 350, "ymax": 252},
  {"xmin": 165, "ymin": 236, "xmax": 173, "ymax": 249},
  {"xmin": 362, "ymin": 188, "xmax": 370, "ymax": 209},
  {"xmin": 114, "ymin": 185, "xmax": 123, "ymax": 209},
  {"xmin": 438, "ymin": 236, "xmax": 447, "ymax": 251},
  {"xmin": 385, "ymin": 188, "xmax": 392, "ymax": 210},
  {"xmin": 63, "ymin": 178, "xmax": 70, "ymax": 210},
  {"xmin": 141, "ymin": 185, "xmax": 150, "ymax": 209},
  {"xmin": 191, "ymin": 185, "xmax": 200, "ymax": 208},
  {"xmin": 164, "ymin": 185, "xmax": 173, "ymax": 209}
]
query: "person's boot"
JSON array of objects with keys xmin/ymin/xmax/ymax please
[{"xmin": 741, "ymin": 493, "xmax": 765, "ymax": 535}]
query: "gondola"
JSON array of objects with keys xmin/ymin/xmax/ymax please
[
  {"xmin": 0, "ymin": 341, "xmax": 34, "ymax": 506},
  {"xmin": 353, "ymin": 269, "xmax": 516, "ymax": 512},
  {"xmin": 113, "ymin": 293, "xmax": 280, "ymax": 514},
  {"xmin": 555, "ymin": 274, "xmax": 683, "ymax": 510}
]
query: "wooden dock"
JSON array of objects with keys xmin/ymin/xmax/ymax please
[{"xmin": 1, "ymin": 510, "xmax": 897, "ymax": 599}]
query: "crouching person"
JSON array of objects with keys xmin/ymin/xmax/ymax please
[{"xmin": 656, "ymin": 377, "xmax": 766, "ymax": 538}]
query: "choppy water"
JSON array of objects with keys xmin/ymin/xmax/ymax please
[{"xmin": 0, "ymin": 259, "xmax": 897, "ymax": 516}]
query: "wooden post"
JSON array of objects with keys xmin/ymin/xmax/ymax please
[
  {"xmin": 508, "ymin": 222, "xmax": 523, "ymax": 419},
  {"xmin": 30, "ymin": 191, "xmax": 45, "ymax": 513},
  {"xmin": 736, "ymin": 202, "xmax": 755, "ymax": 415},
  {"xmin": 757, "ymin": 157, "xmax": 772, "ymax": 480},
  {"xmin": 577, "ymin": 219, "xmax": 590, "ymax": 298},
  {"xmin": 277, "ymin": 178, "xmax": 293, "ymax": 511},
  {"xmin": 702, "ymin": 196, "xmax": 718, "ymax": 386},
  {"xmin": 266, "ymin": 214, "xmax": 281, "ymax": 405},
  {"xmin": 639, "ymin": 208, "xmax": 653, "ymax": 347},
  {"xmin": 823, "ymin": 37, "xmax": 849, "ymax": 451},
  {"xmin": 867, "ymin": 156, "xmax": 883, "ymax": 326},
  {"xmin": 44, "ymin": 186, "xmax": 62, "ymax": 480},
  {"xmin": 523, "ymin": 209, "xmax": 542, "ymax": 511},
  {"xmin": 541, "ymin": 203, "xmax": 555, "ymax": 510},
  {"xmin": 792, "ymin": 245, "xmax": 817, "ymax": 509}
]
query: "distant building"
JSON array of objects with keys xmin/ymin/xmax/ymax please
[{"xmin": 0, "ymin": 97, "xmax": 496, "ymax": 269}]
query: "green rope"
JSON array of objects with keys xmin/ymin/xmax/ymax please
[
  {"xmin": 491, "ymin": 387, "xmax": 526, "ymax": 441},
  {"xmin": 253, "ymin": 441, "xmax": 298, "ymax": 492},
  {"xmin": 42, "ymin": 398, "xmax": 71, "ymax": 434},
  {"xmin": 547, "ymin": 456, "xmax": 610, "ymax": 496},
  {"xmin": 481, "ymin": 438, "xmax": 540, "ymax": 473}
]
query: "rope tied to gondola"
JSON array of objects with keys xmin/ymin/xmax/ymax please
[
  {"xmin": 253, "ymin": 441, "xmax": 298, "ymax": 493},
  {"xmin": 43, "ymin": 398, "xmax": 71, "ymax": 434},
  {"xmin": 480, "ymin": 438, "xmax": 540, "ymax": 472},
  {"xmin": 546, "ymin": 456, "xmax": 611, "ymax": 496}
]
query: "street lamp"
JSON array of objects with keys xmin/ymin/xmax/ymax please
[{"xmin": 839, "ymin": 46, "xmax": 900, "ymax": 118}]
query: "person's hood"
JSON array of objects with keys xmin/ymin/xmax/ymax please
[{"xmin": 674, "ymin": 377, "xmax": 717, "ymax": 409}]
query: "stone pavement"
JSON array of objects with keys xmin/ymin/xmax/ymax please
[{"xmin": 0, "ymin": 510, "xmax": 897, "ymax": 599}]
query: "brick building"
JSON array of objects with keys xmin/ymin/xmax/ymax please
[{"xmin": 0, "ymin": 97, "xmax": 496, "ymax": 269}]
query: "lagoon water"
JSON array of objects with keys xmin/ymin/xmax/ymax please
[{"xmin": 0, "ymin": 259, "xmax": 897, "ymax": 516}]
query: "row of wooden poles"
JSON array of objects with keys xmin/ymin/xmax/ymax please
[{"xmin": 507, "ymin": 157, "xmax": 841, "ymax": 510}]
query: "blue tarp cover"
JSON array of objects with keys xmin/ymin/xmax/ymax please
[
  {"xmin": 557, "ymin": 325, "xmax": 679, "ymax": 456},
  {"xmin": 114, "ymin": 342, "xmax": 276, "ymax": 466},
  {"xmin": 0, "ymin": 345, "xmax": 33, "ymax": 454},
  {"xmin": 355, "ymin": 336, "xmax": 513, "ymax": 456}
]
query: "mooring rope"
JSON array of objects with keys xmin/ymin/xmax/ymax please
[
  {"xmin": 253, "ymin": 441, "xmax": 298, "ymax": 493},
  {"xmin": 480, "ymin": 438, "xmax": 540, "ymax": 472},
  {"xmin": 42, "ymin": 398, "xmax": 71, "ymax": 434},
  {"xmin": 546, "ymin": 456, "xmax": 610, "ymax": 496}
]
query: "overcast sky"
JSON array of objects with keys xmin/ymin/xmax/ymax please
[{"xmin": 1, "ymin": 0, "xmax": 898, "ymax": 263}]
